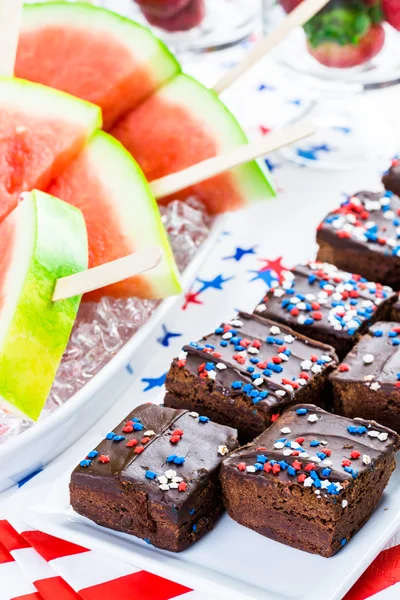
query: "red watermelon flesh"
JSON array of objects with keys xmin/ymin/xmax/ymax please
[
  {"xmin": 16, "ymin": 2, "xmax": 180, "ymax": 130},
  {"xmin": 0, "ymin": 77, "xmax": 101, "ymax": 223},
  {"xmin": 112, "ymin": 74, "xmax": 276, "ymax": 215},
  {"xmin": 0, "ymin": 217, "xmax": 15, "ymax": 313},
  {"xmin": 48, "ymin": 131, "xmax": 181, "ymax": 301}
]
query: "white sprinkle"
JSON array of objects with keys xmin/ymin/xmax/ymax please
[
  {"xmin": 274, "ymin": 442, "xmax": 285, "ymax": 449},
  {"xmin": 172, "ymin": 477, "xmax": 183, "ymax": 483},
  {"xmin": 169, "ymin": 482, "xmax": 179, "ymax": 489},
  {"xmin": 178, "ymin": 350, "xmax": 187, "ymax": 361},
  {"xmin": 255, "ymin": 303, "xmax": 266, "ymax": 313},
  {"xmin": 320, "ymin": 440, "xmax": 328, "ymax": 446},
  {"xmin": 378, "ymin": 432, "xmax": 389, "ymax": 442},
  {"xmin": 311, "ymin": 364, "xmax": 323, "ymax": 375},
  {"xmin": 222, "ymin": 332, "xmax": 232, "ymax": 340},
  {"xmin": 334, "ymin": 482, "xmax": 343, "ymax": 492},
  {"xmin": 284, "ymin": 335, "xmax": 295, "ymax": 344},
  {"xmin": 281, "ymin": 427, "xmax": 291, "ymax": 434},
  {"xmin": 247, "ymin": 347, "xmax": 259, "ymax": 355},
  {"xmin": 297, "ymin": 302, "xmax": 307, "ymax": 311},
  {"xmin": 308, "ymin": 414, "xmax": 318, "ymax": 423},
  {"xmin": 342, "ymin": 500, "xmax": 348, "ymax": 508},
  {"xmin": 144, "ymin": 430, "xmax": 156, "ymax": 437},
  {"xmin": 216, "ymin": 363, "xmax": 227, "ymax": 370},
  {"xmin": 276, "ymin": 390, "xmax": 286, "ymax": 397},
  {"xmin": 320, "ymin": 459, "xmax": 333, "ymax": 467},
  {"xmin": 297, "ymin": 315, "xmax": 306, "ymax": 325},
  {"xmin": 321, "ymin": 355, "xmax": 332, "ymax": 363},
  {"xmin": 246, "ymin": 465, "xmax": 256, "ymax": 473},
  {"xmin": 299, "ymin": 452, "xmax": 309, "ymax": 459},
  {"xmin": 283, "ymin": 449, "xmax": 293, "ymax": 456},
  {"xmin": 367, "ymin": 430, "xmax": 380, "ymax": 438},
  {"xmin": 314, "ymin": 490, "xmax": 321, "ymax": 496},
  {"xmin": 321, "ymin": 480, "xmax": 330, "ymax": 489},
  {"xmin": 309, "ymin": 455, "xmax": 321, "ymax": 463},
  {"xmin": 159, "ymin": 484, "xmax": 170, "ymax": 491},
  {"xmin": 229, "ymin": 319, "xmax": 243, "ymax": 327},
  {"xmin": 218, "ymin": 445, "xmax": 229, "ymax": 456},
  {"xmin": 278, "ymin": 353, "xmax": 289, "ymax": 362},
  {"xmin": 284, "ymin": 384, "xmax": 294, "ymax": 393},
  {"xmin": 270, "ymin": 325, "xmax": 281, "ymax": 335},
  {"xmin": 189, "ymin": 412, "xmax": 199, "ymax": 418},
  {"xmin": 303, "ymin": 477, "xmax": 313, "ymax": 487},
  {"xmin": 301, "ymin": 360, "xmax": 312, "ymax": 371},
  {"xmin": 371, "ymin": 382, "xmax": 381, "ymax": 391},
  {"xmin": 165, "ymin": 469, "xmax": 177, "ymax": 479},
  {"xmin": 297, "ymin": 378, "xmax": 307, "ymax": 386},
  {"xmin": 363, "ymin": 354, "xmax": 374, "ymax": 364},
  {"xmin": 290, "ymin": 296, "xmax": 300, "ymax": 305},
  {"xmin": 290, "ymin": 442, "xmax": 301, "ymax": 450},
  {"xmin": 363, "ymin": 454, "xmax": 372, "ymax": 465},
  {"xmin": 158, "ymin": 475, "xmax": 168, "ymax": 484},
  {"xmin": 207, "ymin": 370, "xmax": 216, "ymax": 380},
  {"xmin": 273, "ymin": 289, "xmax": 285, "ymax": 298},
  {"xmin": 384, "ymin": 210, "xmax": 395, "ymax": 220},
  {"xmin": 253, "ymin": 377, "xmax": 264, "ymax": 386}
]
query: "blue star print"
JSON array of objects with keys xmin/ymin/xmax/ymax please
[
  {"xmin": 248, "ymin": 268, "xmax": 279, "ymax": 288},
  {"xmin": 142, "ymin": 373, "xmax": 167, "ymax": 392},
  {"xmin": 296, "ymin": 144, "xmax": 334, "ymax": 161},
  {"xmin": 224, "ymin": 246, "xmax": 256, "ymax": 262},
  {"xmin": 157, "ymin": 324, "xmax": 182, "ymax": 347},
  {"xmin": 196, "ymin": 274, "xmax": 234, "ymax": 294}
]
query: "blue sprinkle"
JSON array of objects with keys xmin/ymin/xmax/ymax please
[
  {"xmin": 321, "ymin": 468, "xmax": 331, "ymax": 477},
  {"xmin": 275, "ymin": 438, "xmax": 287, "ymax": 443},
  {"xmin": 174, "ymin": 456, "xmax": 185, "ymax": 465},
  {"xmin": 275, "ymin": 339, "xmax": 284, "ymax": 346},
  {"xmin": 254, "ymin": 462, "xmax": 264, "ymax": 471},
  {"xmin": 397, "ymin": 373, "xmax": 400, "ymax": 381},
  {"xmin": 250, "ymin": 357, "xmax": 260, "ymax": 364},
  {"xmin": 205, "ymin": 362, "xmax": 215, "ymax": 371},
  {"xmin": 287, "ymin": 466, "xmax": 296, "ymax": 476},
  {"xmin": 273, "ymin": 365, "xmax": 283, "ymax": 373},
  {"xmin": 296, "ymin": 408, "xmax": 308, "ymax": 415},
  {"xmin": 341, "ymin": 538, "xmax": 347, "ymax": 547},
  {"xmin": 283, "ymin": 349, "xmax": 291, "ymax": 357},
  {"xmin": 304, "ymin": 318, "xmax": 314, "ymax": 326},
  {"xmin": 199, "ymin": 416, "xmax": 210, "ymax": 423},
  {"xmin": 310, "ymin": 440, "xmax": 320, "ymax": 447},
  {"xmin": 133, "ymin": 423, "xmax": 144, "ymax": 431},
  {"xmin": 144, "ymin": 538, "xmax": 152, "ymax": 545},
  {"xmin": 231, "ymin": 381, "xmax": 243, "ymax": 390},
  {"xmin": 309, "ymin": 470, "xmax": 319, "ymax": 481},
  {"xmin": 259, "ymin": 391, "xmax": 269, "ymax": 399},
  {"xmin": 132, "ymin": 418, "xmax": 141, "ymax": 423},
  {"xmin": 215, "ymin": 327, "xmax": 224, "ymax": 334},
  {"xmin": 105, "ymin": 432, "xmax": 116, "ymax": 440},
  {"xmin": 389, "ymin": 331, "xmax": 399, "ymax": 337},
  {"xmin": 327, "ymin": 483, "xmax": 340, "ymax": 495},
  {"xmin": 250, "ymin": 390, "xmax": 260, "ymax": 398},
  {"xmin": 393, "ymin": 339, "xmax": 400, "ymax": 346},
  {"xmin": 220, "ymin": 340, "xmax": 228, "ymax": 347},
  {"xmin": 205, "ymin": 344, "xmax": 215, "ymax": 350},
  {"xmin": 316, "ymin": 452, "xmax": 327, "ymax": 461},
  {"xmin": 347, "ymin": 426, "xmax": 357, "ymax": 434},
  {"xmin": 243, "ymin": 383, "xmax": 253, "ymax": 394},
  {"xmin": 263, "ymin": 369, "xmax": 273, "ymax": 377},
  {"xmin": 192, "ymin": 524, "xmax": 197, "ymax": 533},
  {"xmin": 80, "ymin": 460, "xmax": 92, "ymax": 468},
  {"xmin": 145, "ymin": 470, "xmax": 157, "ymax": 480},
  {"xmin": 247, "ymin": 366, "xmax": 255, "ymax": 373},
  {"xmin": 113, "ymin": 435, "xmax": 126, "ymax": 442},
  {"xmin": 257, "ymin": 455, "xmax": 267, "ymax": 464},
  {"xmin": 279, "ymin": 461, "xmax": 289, "ymax": 470},
  {"xmin": 357, "ymin": 426, "xmax": 367, "ymax": 434},
  {"xmin": 308, "ymin": 274, "xmax": 317, "ymax": 284},
  {"xmin": 251, "ymin": 373, "xmax": 261, "ymax": 380},
  {"xmin": 167, "ymin": 455, "xmax": 177, "ymax": 462},
  {"xmin": 87, "ymin": 450, "xmax": 98, "ymax": 459},
  {"xmin": 189, "ymin": 509, "xmax": 195, "ymax": 515},
  {"xmin": 266, "ymin": 336, "xmax": 276, "ymax": 344}
]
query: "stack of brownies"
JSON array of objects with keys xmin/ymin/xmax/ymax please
[{"xmin": 70, "ymin": 159, "xmax": 400, "ymax": 558}]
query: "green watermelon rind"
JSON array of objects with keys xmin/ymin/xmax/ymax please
[
  {"xmin": 0, "ymin": 76, "xmax": 102, "ymax": 131},
  {"xmin": 82, "ymin": 131, "xmax": 182, "ymax": 298},
  {"xmin": 0, "ymin": 191, "xmax": 88, "ymax": 422},
  {"xmin": 158, "ymin": 74, "xmax": 277, "ymax": 203},
  {"xmin": 22, "ymin": 2, "xmax": 181, "ymax": 94}
]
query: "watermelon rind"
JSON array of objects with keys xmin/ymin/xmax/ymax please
[
  {"xmin": 0, "ymin": 191, "xmax": 88, "ymax": 422},
  {"xmin": 51, "ymin": 131, "xmax": 182, "ymax": 299},
  {"xmin": 0, "ymin": 76, "xmax": 102, "ymax": 132},
  {"xmin": 20, "ymin": 2, "xmax": 181, "ymax": 125},
  {"xmin": 156, "ymin": 74, "xmax": 276, "ymax": 203}
]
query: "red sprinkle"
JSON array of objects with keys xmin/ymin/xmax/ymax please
[
  {"xmin": 304, "ymin": 463, "xmax": 316, "ymax": 472},
  {"xmin": 170, "ymin": 435, "xmax": 181, "ymax": 444},
  {"xmin": 257, "ymin": 361, "xmax": 267, "ymax": 370},
  {"xmin": 134, "ymin": 446, "xmax": 145, "ymax": 454},
  {"xmin": 98, "ymin": 455, "xmax": 110, "ymax": 463},
  {"xmin": 126, "ymin": 439, "xmax": 138, "ymax": 447},
  {"xmin": 297, "ymin": 474, "xmax": 307, "ymax": 483},
  {"xmin": 178, "ymin": 482, "xmax": 187, "ymax": 492},
  {"xmin": 256, "ymin": 447, "xmax": 267, "ymax": 451},
  {"xmin": 177, "ymin": 359, "xmax": 186, "ymax": 368},
  {"xmin": 292, "ymin": 460, "xmax": 302, "ymax": 470},
  {"xmin": 311, "ymin": 354, "xmax": 318, "ymax": 362},
  {"xmin": 271, "ymin": 414, "xmax": 279, "ymax": 423},
  {"xmin": 272, "ymin": 463, "xmax": 281, "ymax": 474},
  {"xmin": 272, "ymin": 356, "xmax": 282, "ymax": 364},
  {"xmin": 198, "ymin": 363, "xmax": 205, "ymax": 373},
  {"xmin": 339, "ymin": 364, "xmax": 350, "ymax": 372},
  {"xmin": 232, "ymin": 354, "xmax": 246, "ymax": 365},
  {"xmin": 264, "ymin": 462, "xmax": 272, "ymax": 473},
  {"xmin": 237, "ymin": 462, "xmax": 246, "ymax": 471},
  {"xmin": 324, "ymin": 449, "xmax": 332, "ymax": 457},
  {"xmin": 312, "ymin": 312, "xmax": 323, "ymax": 321},
  {"xmin": 122, "ymin": 425, "xmax": 134, "ymax": 433},
  {"xmin": 290, "ymin": 307, "xmax": 299, "ymax": 316},
  {"xmin": 342, "ymin": 459, "xmax": 352, "ymax": 467},
  {"xmin": 141, "ymin": 437, "xmax": 151, "ymax": 445},
  {"xmin": 295, "ymin": 437, "xmax": 305, "ymax": 445},
  {"xmin": 311, "ymin": 302, "xmax": 320, "ymax": 310},
  {"xmin": 252, "ymin": 340, "xmax": 262, "ymax": 349},
  {"xmin": 350, "ymin": 450, "xmax": 361, "ymax": 460},
  {"xmin": 173, "ymin": 429, "xmax": 184, "ymax": 436}
]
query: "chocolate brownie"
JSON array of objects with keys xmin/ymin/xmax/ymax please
[
  {"xmin": 383, "ymin": 157, "xmax": 400, "ymax": 197},
  {"xmin": 165, "ymin": 312, "xmax": 338, "ymax": 443},
  {"xmin": 220, "ymin": 404, "xmax": 400, "ymax": 557},
  {"xmin": 70, "ymin": 403, "xmax": 238, "ymax": 552},
  {"xmin": 316, "ymin": 190, "xmax": 400, "ymax": 289},
  {"xmin": 331, "ymin": 322, "xmax": 400, "ymax": 433},
  {"xmin": 254, "ymin": 262, "xmax": 396, "ymax": 360}
]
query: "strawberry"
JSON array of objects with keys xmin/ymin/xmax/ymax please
[
  {"xmin": 135, "ymin": 0, "xmax": 190, "ymax": 18},
  {"xmin": 382, "ymin": 0, "xmax": 400, "ymax": 30},
  {"xmin": 141, "ymin": 0, "xmax": 205, "ymax": 31},
  {"xmin": 305, "ymin": 4, "xmax": 385, "ymax": 68}
]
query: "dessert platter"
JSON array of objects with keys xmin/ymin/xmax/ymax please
[{"xmin": 1, "ymin": 0, "xmax": 400, "ymax": 599}]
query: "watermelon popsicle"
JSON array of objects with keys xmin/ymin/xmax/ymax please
[{"xmin": 0, "ymin": 190, "xmax": 88, "ymax": 422}]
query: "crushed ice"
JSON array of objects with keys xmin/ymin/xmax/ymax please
[{"xmin": 0, "ymin": 198, "xmax": 212, "ymax": 444}]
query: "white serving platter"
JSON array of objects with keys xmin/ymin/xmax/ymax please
[
  {"xmin": 0, "ymin": 215, "xmax": 225, "ymax": 492},
  {"xmin": 24, "ymin": 452, "xmax": 400, "ymax": 600}
]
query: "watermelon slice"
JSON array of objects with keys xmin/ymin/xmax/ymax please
[
  {"xmin": 16, "ymin": 2, "xmax": 181, "ymax": 129},
  {"xmin": 0, "ymin": 190, "xmax": 88, "ymax": 421},
  {"xmin": 111, "ymin": 74, "xmax": 276, "ymax": 215},
  {"xmin": 0, "ymin": 76, "xmax": 101, "ymax": 223},
  {"xmin": 48, "ymin": 131, "xmax": 181, "ymax": 301}
]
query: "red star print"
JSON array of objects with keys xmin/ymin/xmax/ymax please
[
  {"xmin": 182, "ymin": 291, "xmax": 203, "ymax": 310},
  {"xmin": 259, "ymin": 125, "xmax": 271, "ymax": 135},
  {"xmin": 258, "ymin": 256, "xmax": 289, "ymax": 282}
]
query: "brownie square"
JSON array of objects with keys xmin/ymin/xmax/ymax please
[
  {"xmin": 316, "ymin": 190, "xmax": 400, "ymax": 289},
  {"xmin": 331, "ymin": 322, "xmax": 400, "ymax": 433},
  {"xmin": 220, "ymin": 404, "xmax": 400, "ymax": 557},
  {"xmin": 165, "ymin": 312, "xmax": 338, "ymax": 443},
  {"xmin": 70, "ymin": 403, "xmax": 238, "ymax": 552},
  {"xmin": 254, "ymin": 262, "xmax": 396, "ymax": 360},
  {"xmin": 383, "ymin": 157, "xmax": 400, "ymax": 197}
]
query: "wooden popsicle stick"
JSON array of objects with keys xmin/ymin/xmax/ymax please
[
  {"xmin": 53, "ymin": 246, "xmax": 163, "ymax": 301},
  {"xmin": 150, "ymin": 120, "xmax": 315, "ymax": 199},
  {"xmin": 213, "ymin": 0, "xmax": 330, "ymax": 95},
  {"xmin": 0, "ymin": 0, "xmax": 23, "ymax": 76}
]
